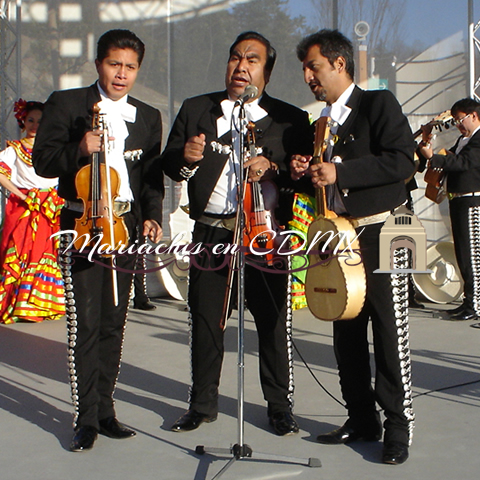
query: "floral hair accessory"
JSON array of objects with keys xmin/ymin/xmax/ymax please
[
  {"xmin": 14, "ymin": 98, "xmax": 28, "ymax": 128},
  {"xmin": 13, "ymin": 98, "xmax": 44, "ymax": 129}
]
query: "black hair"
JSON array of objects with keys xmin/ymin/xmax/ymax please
[
  {"xmin": 229, "ymin": 31, "xmax": 277, "ymax": 74},
  {"xmin": 296, "ymin": 29, "xmax": 355, "ymax": 80},
  {"xmin": 97, "ymin": 29, "xmax": 145, "ymax": 66},
  {"xmin": 451, "ymin": 97, "xmax": 480, "ymax": 117},
  {"xmin": 14, "ymin": 100, "xmax": 44, "ymax": 129}
]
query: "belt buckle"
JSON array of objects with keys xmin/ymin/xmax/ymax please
[
  {"xmin": 221, "ymin": 217, "xmax": 236, "ymax": 231},
  {"xmin": 114, "ymin": 201, "xmax": 131, "ymax": 216}
]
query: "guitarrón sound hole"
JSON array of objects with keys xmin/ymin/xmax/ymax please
[{"xmin": 317, "ymin": 241, "xmax": 332, "ymax": 262}]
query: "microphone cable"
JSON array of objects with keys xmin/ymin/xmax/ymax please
[
  {"xmin": 291, "ymin": 336, "xmax": 345, "ymax": 407},
  {"xmin": 291, "ymin": 328, "xmax": 480, "ymax": 410}
]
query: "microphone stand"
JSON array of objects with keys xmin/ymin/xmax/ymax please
[{"xmin": 195, "ymin": 99, "xmax": 321, "ymax": 479}]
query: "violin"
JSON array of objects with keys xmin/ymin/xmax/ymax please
[
  {"xmin": 243, "ymin": 122, "xmax": 283, "ymax": 265},
  {"xmin": 73, "ymin": 103, "xmax": 129, "ymax": 305},
  {"xmin": 219, "ymin": 122, "xmax": 283, "ymax": 330},
  {"xmin": 74, "ymin": 104, "xmax": 129, "ymax": 252}
]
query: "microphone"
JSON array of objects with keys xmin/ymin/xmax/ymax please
[{"xmin": 235, "ymin": 85, "xmax": 259, "ymax": 105}]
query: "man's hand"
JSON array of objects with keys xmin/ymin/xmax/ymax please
[
  {"xmin": 184, "ymin": 133, "xmax": 206, "ymax": 164},
  {"xmin": 419, "ymin": 124, "xmax": 434, "ymax": 160},
  {"xmin": 310, "ymin": 162, "xmax": 337, "ymax": 188},
  {"xmin": 244, "ymin": 155, "xmax": 274, "ymax": 182},
  {"xmin": 143, "ymin": 219, "xmax": 163, "ymax": 244},
  {"xmin": 418, "ymin": 143, "xmax": 433, "ymax": 161},
  {"xmin": 290, "ymin": 154, "xmax": 312, "ymax": 180},
  {"xmin": 78, "ymin": 130, "xmax": 104, "ymax": 157}
]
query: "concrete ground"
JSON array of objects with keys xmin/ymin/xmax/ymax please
[{"xmin": 1, "ymin": 296, "xmax": 479, "ymax": 480}]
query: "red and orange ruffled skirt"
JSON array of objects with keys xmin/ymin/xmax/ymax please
[{"xmin": 0, "ymin": 188, "xmax": 65, "ymax": 323}]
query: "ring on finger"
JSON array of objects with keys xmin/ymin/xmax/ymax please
[{"xmin": 256, "ymin": 169, "xmax": 263, "ymax": 176}]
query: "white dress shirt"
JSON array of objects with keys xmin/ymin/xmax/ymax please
[
  {"xmin": 204, "ymin": 96, "xmax": 267, "ymax": 215},
  {"xmin": 97, "ymin": 83, "xmax": 136, "ymax": 202}
]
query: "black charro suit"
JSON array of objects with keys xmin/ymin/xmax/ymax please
[
  {"xmin": 162, "ymin": 90, "xmax": 311, "ymax": 418},
  {"xmin": 33, "ymin": 83, "xmax": 163, "ymax": 430},
  {"xmin": 331, "ymin": 86, "xmax": 415, "ymax": 217},
  {"xmin": 162, "ymin": 91, "xmax": 310, "ymax": 225},
  {"xmin": 428, "ymin": 130, "xmax": 480, "ymax": 316},
  {"xmin": 314, "ymin": 86, "xmax": 416, "ymax": 446},
  {"xmin": 32, "ymin": 84, "xmax": 163, "ymax": 229}
]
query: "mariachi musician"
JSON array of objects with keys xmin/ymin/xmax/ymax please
[
  {"xmin": 161, "ymin": 31, "xmax": 311, "ymax": 436},
  {"xmin": 32, "ymin": 29, "xmax": 163, "ymax": 452},
  {"xmin": 291, "ymin": 30, "xmax": 416, "ymax": 465},
  {"xmin": 419, "ymin": 97, "xmax": 480, "ymax": 324}
]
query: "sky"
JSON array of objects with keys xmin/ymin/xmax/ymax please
[
  {"xmin": 401, "ymin": 0, "xmax": 477, "ymax": 47},
  {"xmin": 286, "ymin": 0, "xmax": 479, "ymax": 52}
]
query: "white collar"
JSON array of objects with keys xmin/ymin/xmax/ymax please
[
  {"xmin": 217, "ymin": 95, "xmax": 267, "ymax": 138},
  {"xmin": 96, "ymin": 83, "xmax": 136, "ymax": 123},
  {"xmin": 321, "ymin": 83, "xmax": 355, "ymax": 126}
]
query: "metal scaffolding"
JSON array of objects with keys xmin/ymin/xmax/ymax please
[
  {"xmin": 0, "ymin": 1, "xmax": 21, "ymax": 148},
  {"xmin": 469, "ymin": 2, "xmax": 480, "ymax": 101},
  {"xmin": 0, "ymin": 1, "xmax": 22, "ymax": 220}
]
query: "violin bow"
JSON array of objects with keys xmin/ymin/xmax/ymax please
[
  {"xmin": 99, "ymin": 114, "xmax": 120, "ymax": 306},
  {"xmin": 219, "ymin": 123, "xmax": 257, "ymax": 330}
]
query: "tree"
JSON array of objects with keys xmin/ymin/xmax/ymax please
[
  {"xmin": 309, "ymin": 0, "xmax": 407, "ymax": 54},
  {"xmin": 171, "ymin": 0, "xmax": 313, "ymax": 109},
  {"xmin": 307, "ymin": 0, "xmax": 425, "ymax": 93}
]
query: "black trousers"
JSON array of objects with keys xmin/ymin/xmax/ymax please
[
  {"xmin": 61, "ymin": 211, "xmax": 137, "ymax": 430},
  {"xmin": 332, "ymin": 223, "xmax": 414, "ymax": 446},
  {"xmin": 187, "ymin": 222, "xmax": 293, "ymax": 417},
  {"xmin": 133, "ymin": 238, "xmax": 150, "ymax": 303},
  {"xmin": 449, "ymin": 196, "xmax": 480, "ymax": 314}
]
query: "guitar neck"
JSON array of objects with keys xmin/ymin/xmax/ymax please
[
  {"xmin": 313, "ymin": 116, "xmax": 332, "ymax": 218},
  {"xmin": 413, "ymin": 111, "xmax": 453, "ymax": 140},
  {"xmin": 312, "ymin": 155, "xmax": 328, "ymax": 216},
  {"xmin": 412, "ymin": 127, "xmax": 422, "ymax": 139}
]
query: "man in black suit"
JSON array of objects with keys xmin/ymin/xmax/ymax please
[
  {"xmin": 162, "ymin": 31, "xmax": 311, "ymax": 436},
  {"xmin": 33, "ymin": 29, "xmax": 163, "ymax": 451},
  {"xmin": 419, "ymin": 98, "xmax": 480, "ymax": 324},
  {"xmin": 291, "ymin": 30, "xmax": 416, "ymax": 465}
]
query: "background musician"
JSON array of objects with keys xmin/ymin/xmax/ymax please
[
  {"xmin": 419, "ymin": 98, "xmax": 480, "ymax": 325},
  {"xmin": 161, "ymin": 31, "xmax": 311, "ymax": 436},
  {"xmin": 290, "ymin": 29, "xmax": 416, "ymax": 465},
  {"xmin": 33, "ymin": 29, "xmax": 163, "ymax": 451}
]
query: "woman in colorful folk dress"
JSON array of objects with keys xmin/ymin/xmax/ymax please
[{"xmin": 0, "ymin": 99, "xmax": 65, "ymax": 323}]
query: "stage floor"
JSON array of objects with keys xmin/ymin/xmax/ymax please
[{"xmin": 1, "ymin": 296, "xmax": 479, "ymax": 480}]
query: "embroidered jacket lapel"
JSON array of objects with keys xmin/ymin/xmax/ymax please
[{"xmin": 333, "ymin": 86, "xmax": 362, "ymax": 154}]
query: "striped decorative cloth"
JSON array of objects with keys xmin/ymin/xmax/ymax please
[{"xmin": 288, "ymin": 193, "xmax": 316, "ymax": 310}]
